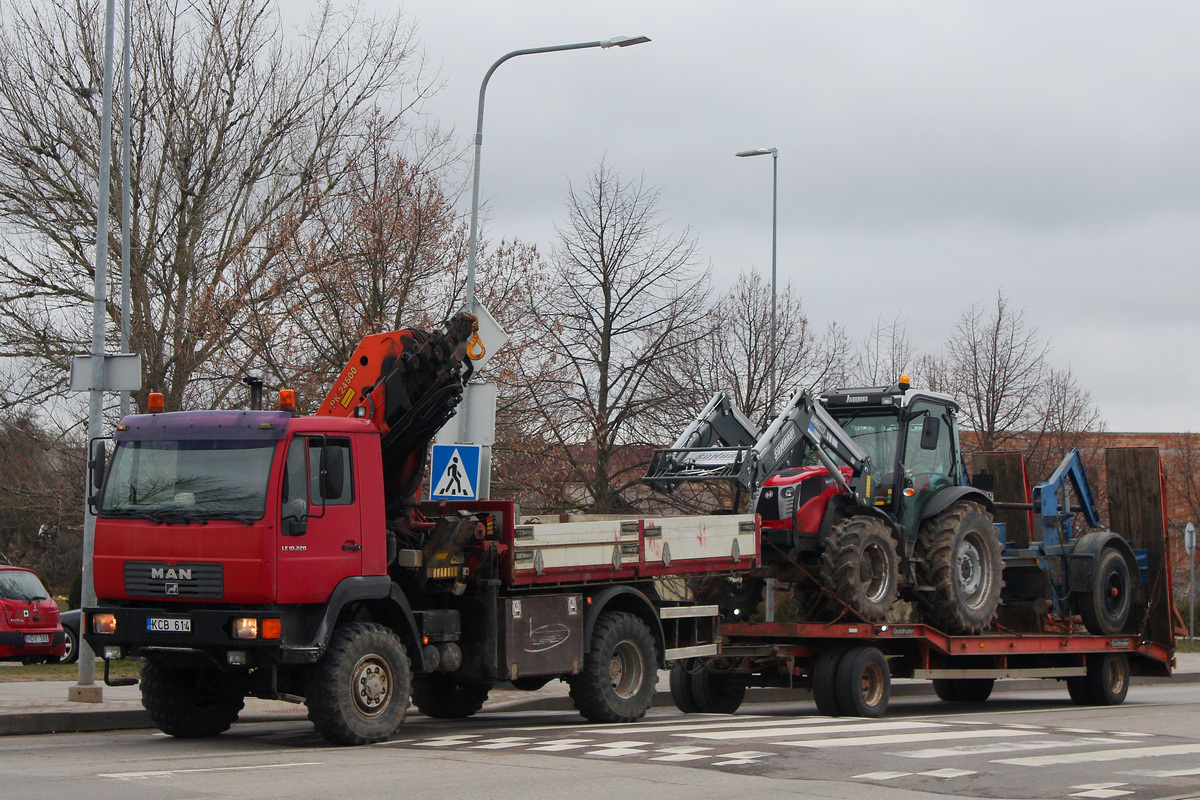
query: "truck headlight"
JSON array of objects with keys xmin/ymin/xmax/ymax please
[
  {"xmin": 232, "ymin": 617, "xmax": 259, "ymax": 639},
  {"xmin": 92, "ymin": 613, "xmax": 117, "ymax": 634}
]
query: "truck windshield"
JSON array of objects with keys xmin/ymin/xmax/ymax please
[
  {"xmin": 99, "ymin": 439, "xmax": 276, "ymax": 520},
  {"xmin": 0, "ymin": 571, "xmax": 50, "ymax": 602}
]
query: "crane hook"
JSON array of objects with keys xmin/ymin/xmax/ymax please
[{"xmin": 467, "ymin": 331, "xmax": 486, "ymax": 361}]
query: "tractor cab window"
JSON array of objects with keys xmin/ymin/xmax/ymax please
[
  {"xmin": 901, "ymin": 401, "xmax": 955, "ymax": 493},
  {"xmin": 835, "ymin": 412, "xmax": 902, "ymax": 500}
]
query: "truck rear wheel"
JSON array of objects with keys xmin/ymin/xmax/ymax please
[
  {"xmin": 689, "ymin": 663, "xmax": 746, "ymax": 714},
  {"xmin": 812, "ymin": 648, "xmax": 846, "ymax": 716},
  {"xmin": 140, "ymin": 661, "xmax": 244, "ymax": 738},
  {"xmin": 305, "ymin": 622, "xmax": 411, "ymax": 745},
  {"xmin": 835, "ymin": 646, "xmax": 890, "ymax": 718},
  {"xmin": 670, "ymin": 659, "xmax": 701, "ymax": 713},
  {"xmin": 1078, "ymin": 547, "xmax": 1135, "ymax": 636},
  {"xmin": 821, "ymin": 515, "xmax": 899, "ymax": 622},
  {"xmin": 411, "ymin": 674, "xmax": 489, "ymax": 719},
  {"xmin": 915, "ymin": 501, "xmax": 1003, "ymax": 634},
  {"xmin": 569, "ymin": 610, "xmax": 657, "ymax": 723}
]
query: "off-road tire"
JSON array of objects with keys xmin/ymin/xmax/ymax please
[
  {"xmin": 568, "ymin": 611, "xmax": 657, "ymax": 723},
  {"xmin": 305, "ymin": 622, "xmax": 411, "ymax": 745},
  {"xmin": 689, "ymin": 665, "xmax": 746, "ymax": 714},
  {"xmin": 1078, "ymin": 547, "xmax": 1136, "ymax": 636},
  {"xmin": 915, "ymin": 501, "xmax": 1003, "ymax": 634},
  {"xmin": 933, "ymin": 678, "xmax": 994, "ymax": 703},
  {"xmin": 140, "ymin": 660, "xmax": 245, "ymax": 738},
  {"xmin": 812, "ymin": 648, "xmax": 846, "ymax": 717},
  {"xmin": 834, "ymin": 646, "xmax": 890, "ymax": 718},
  {"xmin": 411, "ymin": 674, "xmax": 489, "ymax": 719},
  {"xmin": 670, "ymin": 659, "xmax": 701, "ymax": 714},
  {"xmin": 821, "ymin": 515, "xmax": 900, "ymax": 623}
]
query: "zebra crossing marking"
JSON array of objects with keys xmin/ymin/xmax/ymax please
[
  {"xmin": 995, "ymin": 743, "xmax": 1200, "ymax": 767},
  {"xmin": 778, "ymin": 728, "xmax": 1045, "ymax": 749}
]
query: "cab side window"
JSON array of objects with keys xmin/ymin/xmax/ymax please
[{"xmin": 281, "ymin": 437, "xmax": 354, "ymax": 511}]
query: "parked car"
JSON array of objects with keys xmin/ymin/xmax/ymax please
[
  {"xmin": 0, "ymin": 565, "xmax": 66, "ymax": 663},
  {"xmin": 59, "ymin": 608, "xmax": 80, "ymax": 664}
]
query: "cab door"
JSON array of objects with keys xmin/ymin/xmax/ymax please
[{"xmin": 276, "ymin": 435, "xmax": 362, "ymax": 604}]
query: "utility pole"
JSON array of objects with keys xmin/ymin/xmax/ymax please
[{"xmin": 1186, "ymin": 522, "xmax": 1196, "ymax": 647}]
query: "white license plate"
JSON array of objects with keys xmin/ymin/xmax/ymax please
[
  {"xmin": 147, "ymin": 617, "xmax": 192, "ymax": 633},
  {"xmin": 23, "ymin": 633, "xmax": 50, "ymax": 645}
]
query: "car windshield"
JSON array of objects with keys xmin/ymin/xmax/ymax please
[
  {"xmin": 0, "ymin": 571, "xmax": 50, "ymax": 602},
  {"xmin": 99, "ymin": 439, "xmax": 276, "ymax": 520}
]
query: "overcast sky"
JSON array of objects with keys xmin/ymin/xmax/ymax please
[{"xmin": 290, "ymin": 1, "xmax": 1200, "ymax": 432}]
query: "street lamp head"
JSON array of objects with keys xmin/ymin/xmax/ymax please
[
  {"xmin": 736, "ymin": 148, "xmax": 778, "ymax": 157},
  {"xmin": 601, "ymin": 35, "xmax": 651, "ymax": 48}
]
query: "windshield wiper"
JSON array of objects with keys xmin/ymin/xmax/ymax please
[
  {"xmin": 101, "ymin": 509, "xmax": 165, "ymax": 523},
  {"xmin": 201, "ymin": 511, "xmax": 256, "ymax": 525}
]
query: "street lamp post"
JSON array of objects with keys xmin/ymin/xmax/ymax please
[
  {"xmin": 735, "ymin": 147, "xmax": 779, "ymax": 415},
  {"xmin": 456, "ymin": 35, "xmax": 650, "ymax": 489}
]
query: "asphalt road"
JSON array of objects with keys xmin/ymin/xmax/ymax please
[{"xmin": 3, "ymin": 682, "xmax": 1198, "ymax": 800}]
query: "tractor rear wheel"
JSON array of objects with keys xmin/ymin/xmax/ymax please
[
  {"xmin": 821, "ymin": 515, "xmax": 900, "ymax": 622},
  {"xmin": 915, "ymin": 501, "xmax": 1003, "ymax": 634}
]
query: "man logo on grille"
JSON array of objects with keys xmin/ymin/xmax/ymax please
[{"xmin": 166, "ymin": 584, "xmax": 179, "ymax": 595}]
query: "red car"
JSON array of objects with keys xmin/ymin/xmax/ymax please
[{"xmin": 0, "ymin": 565, "xmax": 66, "ymax": 663}]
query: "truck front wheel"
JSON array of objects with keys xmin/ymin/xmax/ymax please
[
  {"xmin": 306, "ymin": 622, "xmax": 411, "ymax": 745},
  {"xmin": 569, "ymin": 610, "xmax": 657, "ymax": 723},
  {"xmin": 140, "ymin": 660, "xmax": 244, "ymax": 738}
]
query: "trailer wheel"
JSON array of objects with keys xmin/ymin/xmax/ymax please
[
  {"xmin": 933, "ymin": 678, "xmax": 994, "ymax": 703},
  {"xmin": 411, "ymin": 674, "xmax": 489, "ymax": 719},
  {"xmin": 140, "ymin": 660, "xmax": 245, "ymax": 738},
  {"xmin": 670, "ymin": 659, "xmax": 701, "ymax": 713},
  {"xmin": 1069, "ymin": 653, "xmax": 1130, "ymax": 706},
  {"xmin": 915, "ymin": 501, "xmax": 1003, "ymax": 634},
  {"xmin": 569, "ymin": 610, "xmax": 657, "ymax": 723},
  {"xmin": 835, "ymin": 646, "xmax": 890, "ymax": 718},
  {"xmin": 812, "ymin": 648, "xmax": 846, "ymax": 716},
  {"xmin": 305, "ymin": 622, "xmax": 411, "ymax": 745},
  {"xmin": 1078, "ymin": 548, "xmax": 1135, "ymax": 636},
  {"xmin": 821, "ymin": 515, "xmax": 900, "ymax": 622},
  {"xmin": 690, "ymin": 664, "xmax": 746, "ymax": 714}
]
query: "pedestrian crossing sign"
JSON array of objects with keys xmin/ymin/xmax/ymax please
[{"xmin": 430, "ymin": 444, "xmax": 480, "ymax": 501}]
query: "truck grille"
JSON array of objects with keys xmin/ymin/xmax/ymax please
[{"xmin": 123, "ymin": 561, "xmax": 224, "ymax": 599}]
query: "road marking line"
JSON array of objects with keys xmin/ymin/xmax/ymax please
[
  {"xmin": 575, "ymin": 716, "xmax": 824, "ymax": 735},
  {"xmin": 854, "ymin": 771, "xmax": 913, "ymax": 780},
  {"xmin": 780, "ymin": 729, "xmax": 1046, "ymax": 749},
  {"xmin": 919, "ymin": 768, "xmax": 977, "ymax": 778},
  {"xmin": 565, "ymin": 714, "xmax": 770, "ymax": 734},
  {"xmin": 895, "ymin": 737, "xmax": 1125, "ymax": 759},
  {"xmin": 470, "ymin": 737, "xmax": 535, "ymax": 749},
  {"xmin": 526, "ymin": 738, "xmax": 594, "ymax": 752},
  {"xmin": 995, "ymin": 743, "xmax": 1200, "ymax": 766},
  {"xmin": 1068, "ymin": 783, "xmax": 1133, "ymax": 799},
  {"xmin": 586, "ymin": 741, "xmax": 652, "ymax": 757},
  {"xmin": 650, "ymin": 746, "xmax": 712, "ymax": 762},
  {"xmin": 1120, "ymin": 766, "xmax": 1200, "ymax": 778},
  {"xmin": 712, "ymin": 750, "xmax": 774, "ymax": 766},
  {"xmin": 100, "ymin": 762, "xmax": 322, "ymax": 780},
  {"xmin": 412, "ymin": 735, "xmax": 480, "ymax": 747},
  {"xmin": 679, "ymin": 720, "xmax": 945, "ymax": 741}
]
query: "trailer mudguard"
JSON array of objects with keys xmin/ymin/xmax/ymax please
[
  {"xmin": 583, "ymin": 585, "xmax": 668, "ymax": 668},
  {"xmin": 1066, "ymin": 531, "xmax": 1141, "ymax": 593},
  {"xmin": 919, "ymin": 486, "xmax": 996, "ymax": 521}
]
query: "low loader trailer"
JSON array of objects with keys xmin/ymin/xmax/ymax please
[{"xmin": 670, "ymin": 446, "xmax": 1177, "ymax": 718}]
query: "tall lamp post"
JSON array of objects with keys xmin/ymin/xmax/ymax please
[
  {"xmin": 456, "ymin": 35, "xmax": 650, "ymax": 488},
  {"xmin": 735, "ymin": 147, "xmax": 779, "ymax": 413}
]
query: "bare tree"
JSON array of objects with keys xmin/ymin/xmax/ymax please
[
  {"xmin": 851, "ymin": 314, "xmax": 917, "ymax": 387},
  {"xmin": 0, "ymin": 0, "xmax": 433, "ymax": 413},
  {"xmin": 945, "ymin": 291, "xmax": 1050, "ymax": 451},
  {"xmin": 511, "ymin": 161, "xmax": 710, "ymax": 513}
]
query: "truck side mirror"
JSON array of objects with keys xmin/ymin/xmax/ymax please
[
  {"xmin": 281, "ymin": 498, "xmax": 308, "ymax": 536},
  {"xmin": 88, "ymin": 439, "xmax": 107, "ymax": 492},
  {"xmin": 920, "ymin": 417, "xmax": 941, "ymax": 450},
  {"xmin": 319, "ymin": 445, "xmax": 344, "ymax": 501}
]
